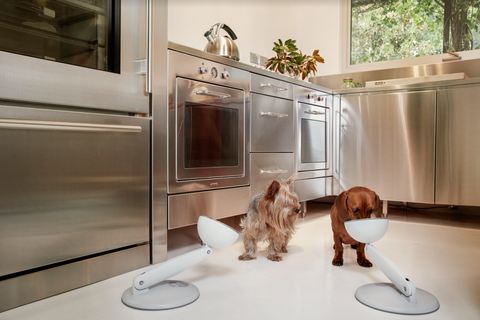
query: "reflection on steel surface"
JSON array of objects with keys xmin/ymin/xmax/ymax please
[{"xmin": 340, "ymin": 91, "xmax": 436, "ymax": 203}]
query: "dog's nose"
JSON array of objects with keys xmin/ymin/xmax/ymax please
[{"xmin": 294, "ymin": 208, "xmax": 300, "ymax": 214}]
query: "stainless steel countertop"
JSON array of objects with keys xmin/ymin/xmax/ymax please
[
  {"xmin": 169, "ymin": 42, "xmax": 480, "ymax": 95},
  {"xmin": 168, "ymin": 42, "xmax": 334, "ymax": 94},
  {"xmin": 333, "ymin": 76, "xmax": 480, "ymax": 95}
]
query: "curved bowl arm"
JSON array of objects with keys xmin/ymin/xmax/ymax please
[
  {"xmin": 366, "ymin": 244, "xmax": 417, "ymax": 303},
  {"xmin": 131, "ymin": 246, "xmax": 212, "ymax": 296}
]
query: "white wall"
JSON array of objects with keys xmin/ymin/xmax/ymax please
[{"xmin": 168, "ymin": 0, "xmax": 342, "ymax": 76}]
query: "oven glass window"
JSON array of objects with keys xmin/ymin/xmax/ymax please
[
  {"xmin": 184, "ymin": 103, "xmax": 239, "ymax": 168},
  {"xmin": 301, "ymin": 118, "xmax": 326, "ymax": 163},
  {"xmin": 0, "ymin": 0, "xmax": 120, "ymax": 73}
]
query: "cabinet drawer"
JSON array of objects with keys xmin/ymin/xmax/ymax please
[
  {"xmin": 294, "ymin": 177, "xmax": 332, "ymax": 202},
  {"xmin": 251, "ymin": 93, "xmax": 294, "ymax": 152},
  {"xmin": 251, "ymin": 74, "xmax": 293, "ymax": 100},
  {"xmin": 250, "ymin": 153, "xmax": 294, "ymax": 197}
]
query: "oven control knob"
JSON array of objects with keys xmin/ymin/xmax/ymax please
[
  {"xmin": 307, "ymin": 93, "xmax": 324, "ymax": 102},
  {"xmin": 220, "ymin": 71, "xmax": 230, "ymax": 80},
  {"xmin": 198, "ymin": 66, "xmax": 208, "ymax": 74},
  {"xmin": 211, "ymin": 67, "xmax": 218, "ymax": 79}
]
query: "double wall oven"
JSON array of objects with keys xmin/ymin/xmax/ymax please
[
  {"xmin": 0, "ymin": 0, "xmax": 168, "ymax": 312},
  {"xmin": 167, "ymin": 50, "xmax": 250, "ymax": 229},
  {"xmin": 293, "ymin": 86, "xmax": 333, "ymax": 202}
]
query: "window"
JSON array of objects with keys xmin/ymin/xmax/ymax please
[{"xmin": 349, "ymin": 0, "xmax": 480, "ymax": 66}]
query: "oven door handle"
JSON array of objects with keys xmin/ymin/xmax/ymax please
[
  {"xmin": 259, "ymin": 83, "xmax": 288, "ymax": 92},
  {"xmin": 196, "ymin": 90, "xmax": 231, "ymax": 99},
  {"xmin": 260, "ymin": 168, "xmax": 288, "ymax": 174},
  {"xmin": 0, "ymin": 119, "xmax": 142, "ymax": 133},
  {"xmin": 304, "ymin": 110, "xmax": 325, "ymax": 115},
  {"xmin": 260, "ymin": 111, "xmax": 289, "ymax": 118}
]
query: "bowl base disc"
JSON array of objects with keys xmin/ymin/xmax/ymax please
[
  {"xmin": 355, "ymin": 282, "xmax": 439, "ymax": 315},
  {"xmin": 122, "ymin": 280, "xmax": 200, "ymax": 310}
]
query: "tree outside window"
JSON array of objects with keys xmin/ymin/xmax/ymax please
[{"xmin": 351, "ymin": 0, "xmax": 480, "ymax": 65}]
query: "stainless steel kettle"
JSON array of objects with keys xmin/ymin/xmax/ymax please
[{"xmin": 204, "ymin": 23, "xmax": 240, "ymax": 61}]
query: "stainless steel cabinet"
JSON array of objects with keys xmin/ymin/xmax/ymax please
[
  {"xmin": 0, "ymin": 106, "xmax": 150, "ymax": 277},
  {"xmin": 436, "ymin": 85, "xmax": 480, "ymax": 206},
  {"xmin": 250, "ymin": 75, "xmax": 294, "ymax": 198},
  {"xmin": 340, "ymin": 90, "xmax": 436, "ymax": 203}
]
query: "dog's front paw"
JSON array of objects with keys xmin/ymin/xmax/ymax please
[
  {"xmin": 332, "ymin": 258, "xmax": 344, "ymax": 266},
  {"xmin": 280, "ymin": 246, "xmax": 288, "ymax": 253},
  {"xmin": 238, "ymin": 254, "xmax": 256, "ymax": 261},
  {"xmin": 357, "ymin": 259, "xmax": 373, "ymax": 268},
  {"xmin": 267, "ymin": 254, "xmax": 283, "ymax": 262}
]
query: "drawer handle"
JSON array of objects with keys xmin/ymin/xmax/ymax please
[
  {"xmin": 0, "ymin": 119, "xmax": 142, "ymax": 133},
  {"xmin": 260, "ymin": 111, "xmax": 289, "ymax": 118},
  {"xmin": 196, "ymin": 90, "xmax": 231, "ymax": 99},
  {"xmin": 304, "ymin": 110, "xmax": 325, "ymax": 115},
  {"xmin": 260, "ymin": 83, "xmax": 288, "ymax": 92},
  {"xmin": 260, "ymin": 168, "xmax": 288, "ymax": 174}
]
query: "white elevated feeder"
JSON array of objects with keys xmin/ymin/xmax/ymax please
[
  {"xmin": 121, "ymin": 216, "xmax": 239, "ymax": 310},
  {"xmin": 345, "ymin": 218, "xmax": 440, "ymax": 315}
]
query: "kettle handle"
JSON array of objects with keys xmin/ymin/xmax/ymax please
[{"xmin": 221, "ymin": 24, "xmax": 238, "ymax": 40}]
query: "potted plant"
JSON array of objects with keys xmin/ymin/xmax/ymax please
[{"xmin": 265, "ymin": 39, "xmax": 324, "ymax": 80}]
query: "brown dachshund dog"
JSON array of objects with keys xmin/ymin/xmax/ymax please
[{"xmin": 330, "ymin": 186, "xmax": 384, "ymax": 267}]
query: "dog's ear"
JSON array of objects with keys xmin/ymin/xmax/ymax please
[
  {"xmin": 373, "ymin": 193, "xmax": 383, "ymax": 218},
  {"xmin": 265, "ymin": 180, "xmax": 281, "ymax": 201},
  {"xmin": 335, "ymin": 191, "xmax": 350, "ymax": 221},
  {"xmin": 261, "ymin": 180, "xmax": 283, "ymax": 230},
  {"xmin": 284, "ymin": 173, "xmax": 297, "ymax": 185}
]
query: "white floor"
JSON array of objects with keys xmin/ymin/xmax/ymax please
[{"xmin": 1, "ymin": 203, "xmax": 480, "ymax": 320}]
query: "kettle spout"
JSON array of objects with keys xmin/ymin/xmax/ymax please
[{"xmin": 204, "ymin": 29, "xmax": 215, "ymax": 44}]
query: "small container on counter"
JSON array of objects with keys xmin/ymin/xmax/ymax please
[{"xmin": 341, "ymin": 77, "xmax": 356, "ymax": 89}]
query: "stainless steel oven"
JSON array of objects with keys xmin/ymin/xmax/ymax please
[
  {"xmin": 0, "ymin": 0, "xmax": 148, "ymax": 113},
  {"xmin": 167, "ymin": 50, "xmax": 250, "ymax": 229},
  {"xmin": 174, "ymin": 78, "xmax": 246, "ymax": 184},
  {"xmin": 294, "ymin": 86, "xmax": 333, "ymax": 202}
]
